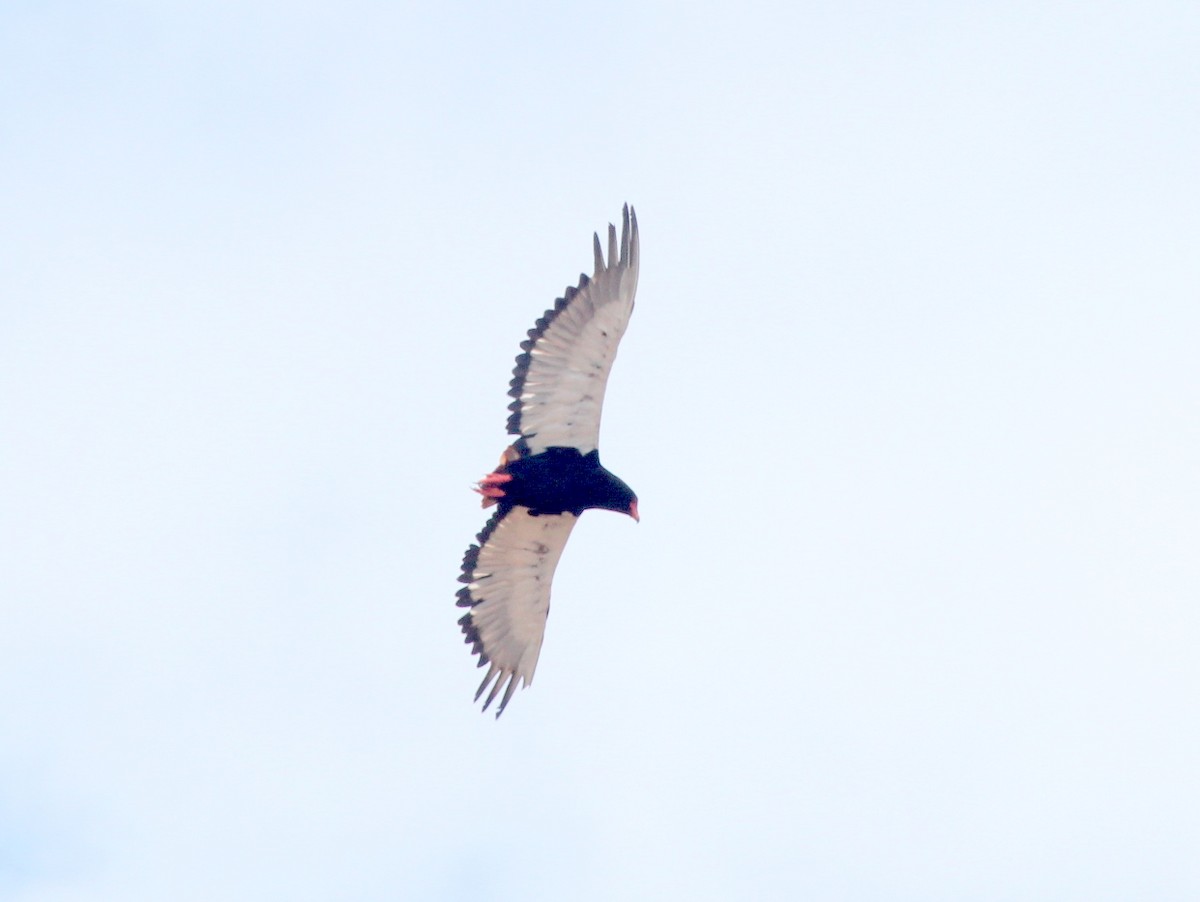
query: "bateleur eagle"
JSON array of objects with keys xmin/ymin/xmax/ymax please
[{"xmin": 456, "ymin": 205, "xmax": 641, "ymax": 717}]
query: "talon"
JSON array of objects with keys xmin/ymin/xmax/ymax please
[
  {"xmin": 479, "ymin": 472, "xmax": 513, "ymax": 486},
  {"xmin": 473, "ymin": 485, "xmax": 507, "ymax": 499},
  {"xmin": 472, "ymin": 485, "xmax": 505, "ymax": 509}
]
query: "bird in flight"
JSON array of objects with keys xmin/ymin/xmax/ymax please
[{"xmin": 456, "ymin": 205, "xmax": 641, "ymax": 717}]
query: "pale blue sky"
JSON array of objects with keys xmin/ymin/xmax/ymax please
[{"xmin": 3, "ymin": 2, "xmax": 1199, "ymax": 899}]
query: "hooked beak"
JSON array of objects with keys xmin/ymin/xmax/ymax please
[{"xmin": 629, "ymin": 500, "xmax": 640, "ymax": 522}]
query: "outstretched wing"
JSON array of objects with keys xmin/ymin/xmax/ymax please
[
  {"xmin": 507, "ymin": 205, "xmax": 640, "ymax": 456},
  {"xmin": 456, "ymin": 506, "xmax": 579, "ymax": 716}
]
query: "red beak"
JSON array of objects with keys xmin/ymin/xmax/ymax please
[{"xmin": 629, "ymin": 500, "xmax": 640, "ymax": 522}]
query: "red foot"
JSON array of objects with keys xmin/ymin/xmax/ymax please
[{"xmin": 472, "ymin": 446, "xmax": 521, "ymax": 509}]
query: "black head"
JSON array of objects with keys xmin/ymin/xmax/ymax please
[{"xmin": 592, "ymin": 468, "xmax": 639, "ymax": 521}]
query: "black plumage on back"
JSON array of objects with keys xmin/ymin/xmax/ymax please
[{"xmin": 497, "ymin": 448, "xmax": 636, "ymax": 518}]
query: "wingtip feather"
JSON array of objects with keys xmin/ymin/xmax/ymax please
[
  {"xmin": 620, "ymin": 204, "xmax": 631, "ymax": 264},
  {"xmin": 474, "ymin": 664, "xmax": 499, "ymax": 702}
]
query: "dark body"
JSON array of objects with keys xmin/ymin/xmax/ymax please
[{"xmin": 500, "ymin": 447, "xmax": 636, "ymax": 518}]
